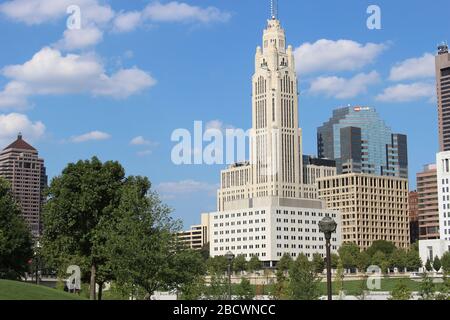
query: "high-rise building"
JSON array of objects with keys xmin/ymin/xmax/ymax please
[
  {"xmin": 209, "ymin": 8, "xmax": 341, "ymax": 266},
  {"xmin": 317, "ymin": 106, "xmax": 408, "ymax": 178},
  {"xmin": 0, "ymin": 134, "xmax": 47, "ymax": 237},
  {"xmin": 436, "ymin": 152, "xmax": 450, "ymax": 241},
  {"xmin": 177, "ymin": 213, "xmax": 210, "ymax": 250},
  {"xmin": 408, "ymin": 191, "xmax": 419, "ymax": 244},
  {"xmin": 317, "ymin": 173, "xmax": 410, "ymax": 250},
  {"xmin": 302, "ymin": 155, "xmax": 336, "ymax": 186},
  {"xmin": 416, "ymin": 164, "xmax": 440, "ymax": 240},
  {"xmin": 436, "ymin": 43, "xmax": 450, "ymax": 151}
]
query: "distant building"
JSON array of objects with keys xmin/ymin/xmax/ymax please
[
  {"xmin": 419, "ymin": 239, "xmax": 450, "ymax": 266},
  {"xmin": 408, "ymin": 191, "xmax": 419, "ymax": 244},
  {"xmin": 0, "ymin": 134, "xmax": 47, "ymax": 237},
  {"xmin": 417, "ymin": 164, "xmax": 440, "ymax": 240},
  {"xmin": 177, "ymin": 213, "xmax": 210, "ymax": 250},
  {"xmin": 317, "ymin": 173, "xmax": 410, "ymax": 250},
  {"xmin": 317, "ymin": 106, "xmax": 408, "ymax": 179},
  {"xmin": 436, "ymin": 43, "xmax": 450, "ymax": 152},
  {"xmin": 436, "ymin": 151, "xmax": 450, "ymax": 241},
  {"xmin": 302, "ymin": 155, "xmax": 336, "ymax": 185}
]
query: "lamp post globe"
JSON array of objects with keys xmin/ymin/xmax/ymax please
[
  {"xmin": 225, "ymin": 251, "xmax": 235, "ymax": 300},
  {"xmin": 319, "ymin": 216, "xmax": 337, "ymax": 301}
]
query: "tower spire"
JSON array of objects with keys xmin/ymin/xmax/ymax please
[{"xmin": 270, "ymin": 0, "xmax": 278, "ymax": 20}]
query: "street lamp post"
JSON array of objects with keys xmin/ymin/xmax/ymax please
[
  {"xmin": 225, "ymin": 251, "xmax": 235, "ymax": 300},
  {"xmin": 319, "ymin": 216, "xmax": 337, "ymax": 301}
]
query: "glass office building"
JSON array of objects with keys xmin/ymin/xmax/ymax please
[{"xmin": 317, "ymin": 106, "xmax": 408, "ymax": 178}]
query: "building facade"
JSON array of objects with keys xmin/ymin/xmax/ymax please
[
  {"xmin": 417, "ymin": 164, "xmax": 440, "ymax": 240},
  {"xmin": 408, "ymin": 191, "xmax": 419, "ymax": 244},
  {"xmin": 436, "ymin": 152, "xmax": 450, "ymax": 241},
  {"xmin": 317, "ymin": 106, "xmax": 408, "ymax": 179},
  {"xmin": 436, "ymin": 43, "xmax": 450, "ymax": 152},
  {"xmin": 0, "ymin": 134, "xmax": 47, "ymax": 237},
  {"xmin": 317, "ymin": 173, "xmax": 410, "ymax": 250},
  {"xmin": 302, "ymin": 155, "xmax": 336, "ymax": 185},
  {"xmin": 177, "ymin": 213, "xmax": 210, "ymax": 250},
  {"xmin": 209, "ymin": 11, "xmax": 342, "ymax": 266},
  {"xmin": 210, "ymin": 206, "xmax": 340, "ymax": 265}
]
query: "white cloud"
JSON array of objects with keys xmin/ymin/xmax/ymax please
[
  {"xmin": 0, "ymin": 113, "xmax": 45, "ymax": 147},
  {"xmin": 294, "ymin": 39, "xmax": 386, "ymax": 74},
  {"xmin": 143, "ymin": 1, "xmax": 231, "ymax": 24},
  {"xmin": 389, "ymin": 53, "xmax": 435, "ymax": 81},
  {"xmin": 156, "ymin": 180, "xmax": 218, "ymax": 199},
  {"xmin": 71, "ymin": 130, "xmax": 110, "ymax": 143},
  {"xmin": 376, "ymin": 82, "xmax": 436, "ymax": 102},
  {"xmin": 0, "ymin": 47, "xmax": 156, "ymax": 108},
  {"xmin": 56, "ymin": 26, "xmax": 103, "ymax": 50},
  {"xmin": 113, "ymin": 11, "xmax": 142, "ymax": 33},
  {"xmin": 309, "ymin": 71, "xmax": 380, "ymax": 99},
  {"xmin": 137, "ymin": 150, "xmax": 152, "ymax": 157},
  {"xmin": 0, "ymin": 0, "xmax": 114, "ymax": 25},
  {"xmin": 130, "ymin": 136, "xmax": 158, "ymax": 146}
]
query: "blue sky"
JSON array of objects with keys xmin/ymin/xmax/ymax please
[{"xmin": 0, "ymin": 0, "xmax": 448, "ymax": 228}]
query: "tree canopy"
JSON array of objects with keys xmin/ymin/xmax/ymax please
[{"xmin": 0, "ymin": 178, "xmax": 34, "ymax": 280}]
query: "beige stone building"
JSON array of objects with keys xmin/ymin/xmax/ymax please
[
  {"xmin": 317, "ymin": 173, "xmax": 409, "ymax": 250},
  {"xmin": 0, "ymin": 134, "xmax": 47, "ymax": 237},
  {"xmin": 436, "ymin": 43, "xmax": 450, "ymax": 151},
  {"xmin": 417, "ymin": 164, "xmax": 440, "ymax": 240},
  {"xmin": 177, "ymin": 213, "xmax": 210, "ymax": 250}
]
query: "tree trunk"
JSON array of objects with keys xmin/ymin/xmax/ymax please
[
  {"xmin": 90, "ymin": 264, "xmax": 96, "ymax": 300},
  {"xmin": 98, "ymin": 282, "xmax": 103, "ymax": 301}
]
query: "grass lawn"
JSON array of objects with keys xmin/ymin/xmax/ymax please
[
  {"xmin": 0, "ymin": 279, "xmax": 85, "ymax": 300},
  {"xmin": 239, "ymin": 277, "xmax": 446, "ymax": 296}
]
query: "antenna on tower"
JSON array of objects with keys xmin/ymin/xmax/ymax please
[{"xmin": 270, "ymin": 0, "xmax": 278, "ymax": 19}]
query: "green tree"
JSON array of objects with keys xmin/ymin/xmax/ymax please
[
  {"xmin": 330, "ymin": 253, "xmax": 340, "ymax": 269},
  {"xmin": 425, "ymin": 259, "xmax": 433, "ymax": 272},
  {"xmin": 390, "ymin": 249, "xmax": 407, "ymax": 272},
  {"xmin": 366, "ymin": 240, "xmax": 396, "ymax": 258},
  {"xmin": 41, "ymin": 157, "xmax": 126, "ymax": 300},
  {"xmin": 276, "ymin": 253, "xmax": 293, "ymax": 273},
  {"xmin": 419, "ymin": 272, "xmax": 436, "ymax": 300},
  {"xmin": 371, "ymin": 251, "xmax": 387, "ymax": 268},
  {"xmin": 233, "ymin": 255, "xmax": 247, "ymax": 274},
  {"xmin": 106, "ymin": 176, "xmax": 205, "ymax": 299},
  {"xmin": 389, "ymin": 279, "xmax": 412, "ymax": 300},
  {"xmin": 235, "ymin": 278, "xmax": 254, "ymax": 300},
  {"xmin": 312, "ymin": 253, "xmax": 325, "ymax": 274},
  {"xmin": 288, "ymin": 254, "xmax": 320, "ymax": 300},
  {"xmin": 405, "ymin": 247, "xmax": 422, "ymax": 271},
  {"xmin": 179, "ymin": 276, "xmax": 207, "ymax": 300},
  {"xmin": 338, "ymin": 243, "xmax": 360, "ymax": 271},
  {"xmin": 441, "ymin": 252, "xmax": 450, "ymax": 274},
  {"xmin": 206, "ymin": 274, "xmax": 228, "ymax": 300},
  {"xmin": 0, "ymin": 178, "xmax": 34, "ymax": 280},
  {"xmin": 433, "ymin": 256, "xmax": 442, "ymax": 272},
  {"xmin": 356, "ymin": 251, "xmax": 370, "ymax": 274},
  {"xmin": 207, "ymin": 256, "xmax": 228, "ymax": 275},
  {"xmin": 272, "ymin": 269, "xmax": 289, "ymax": 300},
  {"xmin": 247, "ymin": 255, "xmax": 262, "ymax": 273}
]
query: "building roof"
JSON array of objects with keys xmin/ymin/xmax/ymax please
[{"xmin": 3, "ymin": 133, "xmax": 37, "ymax": 151}]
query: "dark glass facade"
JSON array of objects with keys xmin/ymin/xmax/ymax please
[{"xmin": 317, "ymin": 106, "xmax": 408, "ymax": 178}]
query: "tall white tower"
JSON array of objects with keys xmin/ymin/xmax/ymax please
[
  {"xmin": 217, "ymin": 5, "xmax": 305, "ymax": 211},
  {"xmin": 251, "ymin": 13, "xmax": 302, "ymax": 199}
]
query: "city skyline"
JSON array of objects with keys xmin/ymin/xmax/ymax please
[{"xmin": 0, "ymin": 0, "xmax": 448, "ymax": 228}]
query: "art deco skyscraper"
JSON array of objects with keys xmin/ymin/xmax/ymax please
[
  {"xmin": 0, "ymin": 134, "xmax": 47, "ymax": 237},
  {"xmin": 218, "ymin": 14, "xmax": 305, "ymax": 211},
  {"xmin": 437, "ymin": 43, "xmax": 450, "ymax": 151}
]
